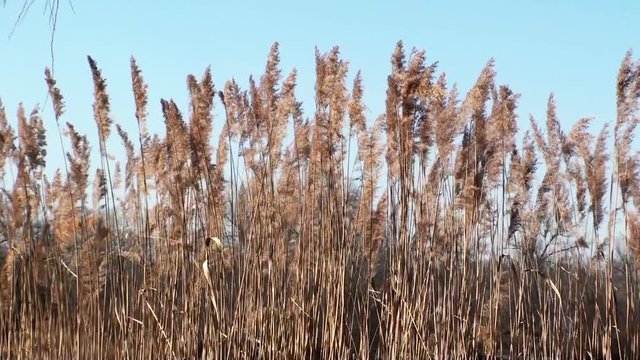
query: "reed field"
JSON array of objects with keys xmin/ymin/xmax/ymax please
[{"xmin": 0, "ymin": 42, "xmax": 639, "ymax": 359}]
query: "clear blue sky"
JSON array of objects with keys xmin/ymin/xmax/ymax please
[{"xmin": 0, "ymin": 1, "xmax": 638, "ymax": 173}]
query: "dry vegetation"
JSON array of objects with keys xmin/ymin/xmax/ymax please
[{"xmin": 0, "ymin": 42, "xmax": 640, "ymax": 359}]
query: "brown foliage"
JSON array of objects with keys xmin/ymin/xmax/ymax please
[{"xmin": 0, "ymin": 44, "xmax": 639, "ymax": 359}]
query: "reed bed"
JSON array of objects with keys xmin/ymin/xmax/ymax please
[{"xmin": 0, "ymin": 42, "xmax": 639, "ymax": 359}]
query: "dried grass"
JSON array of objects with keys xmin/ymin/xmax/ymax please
[{"xmin": 0, "ymin": 43, "xmax": 639, "ymax": 359}]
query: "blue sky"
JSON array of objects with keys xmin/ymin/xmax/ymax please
[{"xmin": 0, "ymin": 1, "xmax": 638, "ymax": 173}]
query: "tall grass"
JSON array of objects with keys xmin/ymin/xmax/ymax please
[{"xmin": 0, "ymin": 42, "xmax": 639, "ymax": 359}]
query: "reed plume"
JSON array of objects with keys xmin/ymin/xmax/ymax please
[{"xmin": 88, "ymin": 56, "xmax": 113, "ymax": 143}]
